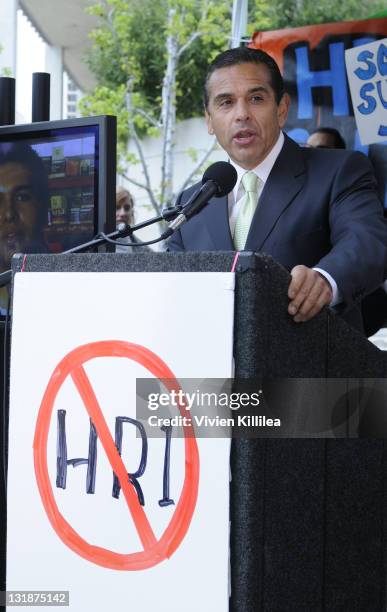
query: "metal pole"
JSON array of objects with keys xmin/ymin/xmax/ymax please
[{"xmin": 231, "ymin": 0, "xmax": 248, "ymax": 48}]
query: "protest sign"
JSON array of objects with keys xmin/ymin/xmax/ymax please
[
  {"xmin": 7, "ymin": 271, "xmax": 234, "ymax": 611},
  {"xmin": 345, "ymin": 38, "xmax": 387, "ymax": 145}
]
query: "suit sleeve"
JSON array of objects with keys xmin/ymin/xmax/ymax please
[
  {"xmin": 316, "ymin": 151, "xmax": 387, "ymax": 312},
  {"xmin": 165, "ymin": 188, "xmax": 190, "ymax": 252},
  {"xmin": 167, "ymin": 228, "xmax": 185, "ymax": 252}
]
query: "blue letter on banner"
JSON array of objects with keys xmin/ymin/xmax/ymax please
[{"xmin": 296, "ymin": 43, "xmax": 349, "ymax": 119}]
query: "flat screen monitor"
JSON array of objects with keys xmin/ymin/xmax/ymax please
[{"xmin": 0, "ymin": 115, "xmax": 116, "ymax": 307}]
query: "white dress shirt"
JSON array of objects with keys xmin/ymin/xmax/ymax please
[{"xmin": 226, "ymin": 132, "xmax": 340, "ymax": 306}]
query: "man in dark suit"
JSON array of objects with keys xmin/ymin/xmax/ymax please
[
  {"xmin": 306, "ymin": 127, "xmax": 387, "ymax": 336},
  {"xmin": 168, "ymin": 47, "xmax": 387, "ymax": 332}
]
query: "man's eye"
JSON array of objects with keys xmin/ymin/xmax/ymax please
[
  {"xmin": 251, "ymin": 95, "xmax": 263, "ymax": 103},
  {"xmin": 14, "ymin": 190, "xmax": 33, "ymax": 203},
  {"xmin": 219, "ymin": 99, "xmax": 232, "ymax": 107}
]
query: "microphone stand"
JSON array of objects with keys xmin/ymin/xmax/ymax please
[
  {"xmin": 0, "ymin": 204, "xmax": 183, "ymax": 287},
  {"xmin": 63, "ymin": 204, "xmax": 182, "ymax": 254}
]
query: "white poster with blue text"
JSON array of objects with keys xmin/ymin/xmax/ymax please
[{"xmin": 345, "ymin": 38, "xmax": 387, "ymax": 146}]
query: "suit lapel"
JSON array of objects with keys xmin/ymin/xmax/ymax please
[
  {"xmin": 245, "ymin": 136, "xmax": 306, "ymax": 251},
  {"xmin": 204, "ymin": 194, "xmax": 234, "ymax": 250}
]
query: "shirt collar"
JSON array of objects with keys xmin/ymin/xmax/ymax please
[{"xmin": 230, "ymin": 131, "xmax": 285, "ymax": 200}]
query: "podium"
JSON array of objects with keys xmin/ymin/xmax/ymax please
[{"xmin": 2, "ymin": 251, "xmax": 387, "ymax": 611}]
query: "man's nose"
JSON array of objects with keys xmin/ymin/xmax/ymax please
[
  {"xmin": 0, "ymin": 194, "xmax": 17, "ymax": 222},
  {"xmin": 235, "ymin": 99, "xmax": 250, "ymax": 121}
]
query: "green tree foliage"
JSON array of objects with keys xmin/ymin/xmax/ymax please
[
  {"xmin": 80, "ymin": 0, "xmax": 386, "ymax": 206},
  {"xmin": 80, "ymin": 0, "xmax": 230, "ymax": 209},
  {"xmin": 251, "ymin": 0, "xmax": 387, "ymax": 32},
  {"xmin": 81, "ymin": 0, "xmax": 386, "ymax": 145},
  {"xmin": 81, "ymin": 0, "xmax": 230, "ymax": 147}
]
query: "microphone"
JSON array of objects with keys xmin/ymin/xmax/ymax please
[{"xmin": 161, "ymin": 161, "xmax": 237, "ymax": 239}]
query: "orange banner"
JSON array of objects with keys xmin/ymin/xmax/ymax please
[{"xmin": 251, "ymin": 18, "xmax": 387, "ymax": 73}]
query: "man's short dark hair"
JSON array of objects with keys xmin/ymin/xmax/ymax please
[
  {"xmin": 309, "ymin": 127, "xmax": 346, "ymax": 149},
  {"xmin": 203, "ymin": 47, "xmax": 285, "ymax": 108}
]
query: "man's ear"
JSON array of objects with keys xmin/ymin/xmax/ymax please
[
  {"xmin": 278, "ymin": 93, "xmax": 290, "ymax": 129},
  {"xmin": 205, "ymin": 109, "xmax": 214, "ymax": 135}
]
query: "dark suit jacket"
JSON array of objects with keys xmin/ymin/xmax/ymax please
[{"xmin": 168, "ymin": 135, "xmax": 387, "ymax": 331}]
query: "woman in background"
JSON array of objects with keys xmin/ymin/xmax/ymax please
[{"xmin": 115, "ymin": 186, "xmax": 149, "ymax": 252}]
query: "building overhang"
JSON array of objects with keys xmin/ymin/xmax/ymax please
[{"xmin": 20, "ymin": 0, "xmax": 98, "ymax": 92}]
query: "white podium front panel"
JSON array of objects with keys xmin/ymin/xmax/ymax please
[{"xmin": 7, "ymin": 271, "xmax": 234, "ymax": 612}]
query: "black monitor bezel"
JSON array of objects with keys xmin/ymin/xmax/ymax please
[{"xmin": 0, "ymin": 115, "xmax": 117, "ymax": 240}]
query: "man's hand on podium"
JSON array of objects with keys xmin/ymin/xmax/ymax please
[{"xmin": 288, "ymin": 265, "xmax": 333, "ymax": 323}]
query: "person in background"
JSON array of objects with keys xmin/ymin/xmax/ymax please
[
  {"xmin": 0, "ymin": 142, "xmax": 48, "ymax": 314},
  {"xmin": 115, "ymin": 186, "xmax": 148, "ymax": 252},
  {"xmin": 307, "ymin": 127, "xmax": 387, "ymax": 336},
  {"xmin": 116, "ymin": 185, "xmax": 134, "ymax": 228},
  {"xmin": 306, "ymin": 127, "xmax": 346, "ymax": 149}
]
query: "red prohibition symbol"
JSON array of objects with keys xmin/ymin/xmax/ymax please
[{"xmin": 33, "ymin": 340, "xmax": 200, "ymax": 570}]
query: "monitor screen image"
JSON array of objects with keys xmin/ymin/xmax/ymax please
[{"xmin": 0, "ymin": 116, "xmax": 116, "ymax": 279}]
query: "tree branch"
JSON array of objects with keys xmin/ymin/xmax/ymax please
[
  {"xmin": 130, "ymin": 127, "xmax": 161, "ymax": 213},
  {"xmin": 105, "ymin": 4, "xmax": 119, "ymax": 39},
  {"xmin": 120, "ymin": 172, "xmax": 149, "ymax": 192},
  {"xmin": 177, "ymin": 31, "xmax": 203, "ymax": 58},
  {"xmin": 160, "ymin": 15, "xmax": 178, "ymax": 206},
  {"xmin": 133, "ymin": 107, "xmax": 161, "ymax": 129},
  {"xmin": 177, "ymin": 0, "xmax": 212, "ymax": 59},
  {"xmin": 126, "ymin": 82, "xmax": 161, "ymax": 214},
  {"xmin": 176, "ymin": 137, "xmax": 218, "ymax": 194}
]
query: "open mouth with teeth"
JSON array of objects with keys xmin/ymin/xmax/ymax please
[{"xmin": 233, "ymin": 130, "xmax": 256, "ymax": 145}]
